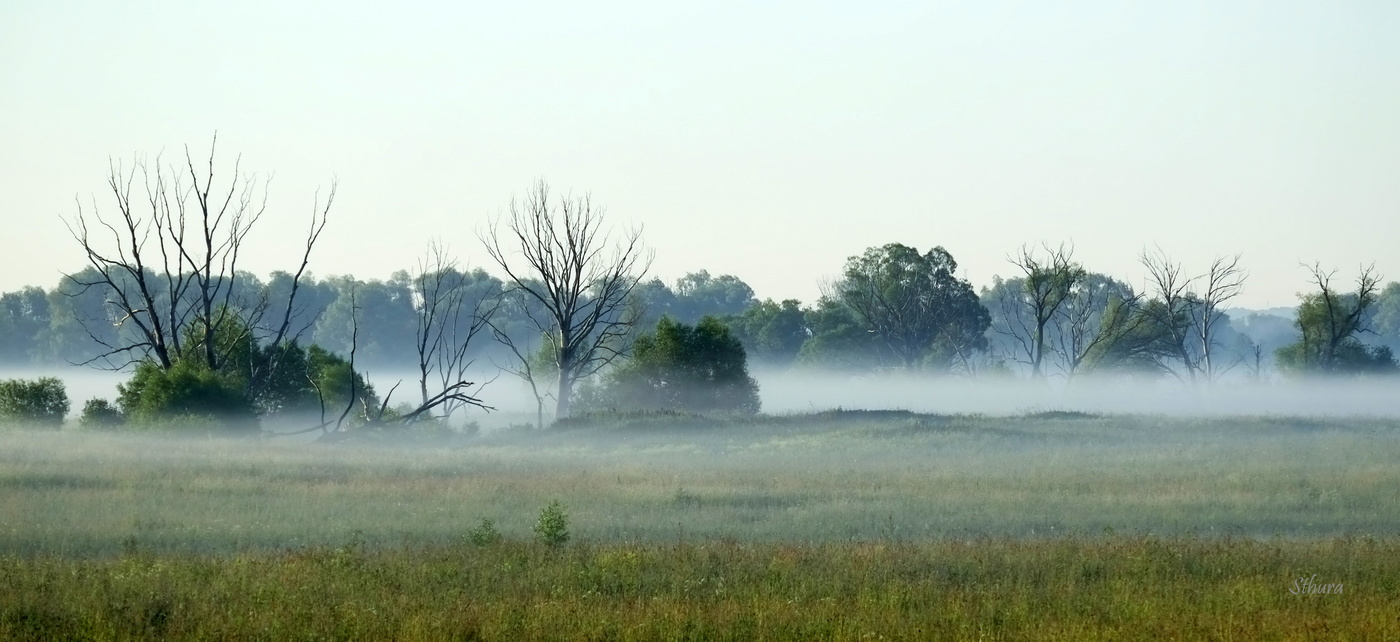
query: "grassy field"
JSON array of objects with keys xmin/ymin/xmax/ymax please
[
  {"xmin": 2, "ymin": 537, "xmax": 1393, "ymax": 640},
  {"xmin": 2, "ymin": 410, "xmax": 1398, "ymax": 639}
]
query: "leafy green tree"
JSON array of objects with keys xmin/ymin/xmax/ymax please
[
  {"xmin": 672, "ymin": 271, "xmax": 756, "ymax": 323},
  {"xmin": 987, "ymin": 244, "xmax": 1084, "ymax": 378},
  {"xmin": 727, "ymin": 298, "xmax": 809, "ymax": 367},
  {"xmin": 0, "ymin": 287, "xmax": 51, "ymax": 364},
  {"xmin": 592, "ymin": 316, "xmax": 760, "ymax": 415},
  {"xmin": 1275, "ymin": 266, "xmax": 1395, "ymax": 375},
  {"xmin": 0, "ymin": 377, "xmax": 70, "ymax": 427},
  {"xmin": 830, "ymin": 243, "xmax": 988, "ymax": 370},
  {"xmin": 797, "ymin": 296, "xmax": 889, "ymax": 370}
]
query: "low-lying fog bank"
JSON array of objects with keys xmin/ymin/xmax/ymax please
[
  {"xmin": 5, "ymin": 366, "xmax": 1400, "ymax": 422},
  {"xmin": 753, "ymin": 370, "xmax": 1400, "ymax": 417}
]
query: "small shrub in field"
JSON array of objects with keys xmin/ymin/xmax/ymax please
[
  {"xmin": 466, "ymin": 518, "xmax": 503, "ymax": 546},
  {"xmin": 0, "ymin": 377, "xmax": 69, "ymax": 428},
  {"xmin": 78, "ymin": 398, "xmax": 124, "ymax": 429},
  {"xmin": 534, "ymin": 500, "xmax": 570, "ymax": 547}
]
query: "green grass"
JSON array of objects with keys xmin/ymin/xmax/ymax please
[
  {"xmin": 3, "ymin": 412, "xmax": 1399, "ymax": 555},
  {"xmin": 2, "ymin": 412, "xmax": 1399, "ymax": 639},
  {"xmin": 1, "ymin": 537, "xmax": 1394, "ymax": 640}
]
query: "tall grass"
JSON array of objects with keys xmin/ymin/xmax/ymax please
[
  {"xmin": 3, "ymin": 412, "xmax": 1399, "ymax": 556},
  {"xmin": 1, "ymin": 537, "xmax": 1394, "ymax": 640}
]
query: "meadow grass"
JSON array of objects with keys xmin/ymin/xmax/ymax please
[
  {"xmin": 1, "ymin": 537, "xmax": 1394, "ymax": 640},
  {"xmin": 2, "ymin": 411, "xmax": 1398, "ymax": 639},
  {"xmin": 3, "ymin": 412, "xmax": 1399, "ymax": 555}
]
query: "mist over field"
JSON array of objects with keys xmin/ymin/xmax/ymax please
[{"xmin": 9, "ymin": 365, "xmax": 1400, "ymax": 426}]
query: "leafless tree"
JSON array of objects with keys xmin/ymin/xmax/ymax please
[
  {"xmin": 488, "ymin": 308, "xmax": 555, "ymax": 430},
  {"xmin": 481, "ymin": 180, "xmax": 651, "ymax": 419},
  {"xmin": 996, "ymin": 243, "xmax": 1083, "ymax": 378},
  {"xmin": 1139, "ymin": 249, "xmax": 1249, "ymax": 384},
  {"xmin": 275, "ymin": 288, "xmax": 494, "ymax": 441},
  {"xmin": 410, "ymin": 241, "xmax": 500, "ymax": 420},
  {"xmin": 1194, "ymin": 254, "xmax": 1247, "ymax": 381},
  {"xmin": 1050, "ymin": 275, "xmax": 1144, "ymax": 379},
  {"xmin": 1139, "ymin": 247, "xmax": 1201, "ymax": 382},
  {"xmin": 62, "ymin": 135, "xmax": 331, "ymax": 384}
]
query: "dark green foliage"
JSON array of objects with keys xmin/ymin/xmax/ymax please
[
  {"xmin": 831, "ymin": 243, "xmax": 989, "ymax": 370},
  {"xmin": 725, "ymin": 298, "xmax": 808, "ymax": 366},
  {"xmin": 117, "ymin": 360, "xmax": 258, "ymax": 429},
  {"xmin": 78, "ymin": 398, "xmax": 124, "ymax": 429},
  {"xmin": 797, "ymin": 296, "xmax": 888, "ymax": 370},
  {"xmin": 0, "ymin": 377, "xmax": 69, "ymax": 427},
  {"xmin": 1276, "ymin": 290, "xmax": 1398, "ymax": 375},
  {"xmin": 592, "ymin": 316, "xmax": 760, "ymax": 415}
]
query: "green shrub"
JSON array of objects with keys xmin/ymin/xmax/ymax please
[
  {"xmin": 466, "ymin": 518, "xmax": 503, "ymax": 546},
  {"xmin": 78, "ymin": 398, "xmax": 124, "ymax": 429},
  {"xmin": 534, "ymin": 500, "xmax": 570, "ymax": 547},
  {"xmin": 0, "ymin": 377, "xmax": 69, "ymax": 427},
  {"xmin": 117, "ymin": 360, "xmax": 257, "ymax": 430},
  {"xmin": 586, "ymin": 316, "xmax": 761, "ymax": 416}
]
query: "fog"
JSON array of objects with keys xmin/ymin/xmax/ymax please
[
  {"xmin": 752, "ymin": 369, "xmax": 1400, "ymax": 418},
  {"xmin": 5, "ymin": 366, "xmax": 1400, "ymax": 423}
]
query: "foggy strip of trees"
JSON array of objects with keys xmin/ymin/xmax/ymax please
[{"xmin": 4, "ymin": 138, "xmax": 1400, "ymax": 430}]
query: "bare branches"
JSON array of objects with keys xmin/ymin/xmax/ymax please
[
  {"xmin": 1005, "ymin": 243, "xmax": 1083, "ymax": 378},
  {"xmin": 480, "ymin": 179, "xmax": 651, "ymax": 419},
  {"xmin": 63, "ymin": 136, "xmax": 334, "ymax": 402},
  {"xmin": 411, "ymin": 241, "xmax": 500, "ymax": 420},
  {"xmin": 1195, "ymin": 254, "xmax": 1247, "ymax": 381}
]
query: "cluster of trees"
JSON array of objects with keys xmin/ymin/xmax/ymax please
[{"xmin": 4, "ymin": 139, "xmax": 1399, "ymax": 430}]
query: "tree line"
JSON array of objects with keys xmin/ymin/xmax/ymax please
[{"xmin": 2, "ymin": 140, "xmax": 1399, "ymax": 431}]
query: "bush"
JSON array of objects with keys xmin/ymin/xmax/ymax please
[
  {"xmin": 534, "ymin": 500, "xmax": 570, "ymax": 547},
  {"xmin": 0, "ymin": 377, "xmax": 70, "ymax": 428},
  {"xmin": 78, "ymin": 398, "xmax": 124, "ymax": 429},
  {"xmin": 466, "ymin": 518, "xmax": 503, "ymax": 546},
  {"xmin": 587, "ymin": 316, "xmax": 761, "ymax": 416},
  {"xmin": 117, "ymin": 360, "xmax": 257, "ymax": 430}
]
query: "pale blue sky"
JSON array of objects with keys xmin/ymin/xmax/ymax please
[{"xmin": 3, "ymin": 1, "xmax": 1398, "ymax": 308}]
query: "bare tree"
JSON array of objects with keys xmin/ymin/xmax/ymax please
[
  {"xmin": 489, "ymin": 307, "xmax": 555, "ymax": 430},
  {"xmin": 1139, "ymin": 249, "xmax": 1249, "ymax": 383},
  {"xmin": 996, "ymin": 243, "xmax": 1083, "ymax": 378},
  {"xmin": 1194, "ymin": 254, "xmax": 1247, "ymax": 381},
  {"xmin": 481, "ymin": 180, "xmax": 651, "ymax": 419},
  {"xmin": 1050, "ymin": 274, "xmax": 1144, "ymax": 379},
  {"xmin": 62, "ymin": 135, "xmax": 331, "ymax": 382},
  {"xmin": 278, "ymin": 288, "xmax": 495, "ymax": 441},
  {"xmin": 1139, "ymin": 247, "xmax": 1200, "ymax": 382},
  {"xmin": 410, "ymin": 241, "xmax": 500, "ymax": 420}
]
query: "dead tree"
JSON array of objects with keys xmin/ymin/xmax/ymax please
[
  {"xmin": 62, "ymin": 135, "xmax": 331, "ymax": 383},
  {"xmin": 273, "ymin": 289, "xmax": 493, "ymax": 441},
  {"xmin": 1050, "ymin": 274, "xmax": 1144, "ymax": 379},
  {"xmin": 481, "ymin": 180, "xmax": 651, "ymax": 419},
  {"xmin": 1139, "ymin": 248, "xmax": 1201, "ymax": 382},
  {"xmin": 488, "ymin": 305, "xmax": 555, "ymax": 430},
  {"xmin": 410, "ymin": 242, "xmax": 500, "ymax": 420},
  {"xmin": 1194, "ymin": 254, "xmax": 1247, "ymax": 381},
  {"xmin": 997, "ymin": 243, "xmax": 1083, "ymax": 378},
  {"xmin": 1139, "ymin": 249, "xmax": 1248, "ymax": 383}
]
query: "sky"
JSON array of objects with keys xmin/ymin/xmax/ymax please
[{"xmin": 3, "ymin": 1, "xmax": 1398, "ymax": 309}]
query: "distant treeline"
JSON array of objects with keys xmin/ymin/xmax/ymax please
[{"xmin": 4, "ymin": 260, "xmax": 1398, "ymax": 380}]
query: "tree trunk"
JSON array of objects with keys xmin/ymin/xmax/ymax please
[{"xmin": 555, "ymin": 368, "xmax": 573, "ymax": 420}]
